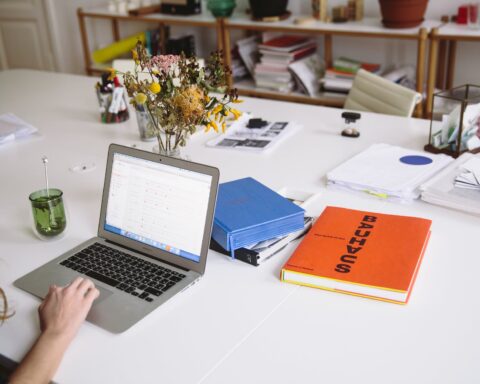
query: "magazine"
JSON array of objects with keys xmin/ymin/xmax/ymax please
[
  {"xmin": 206, "ymin": 114, "xmax": 300, "ymax": 153},
  {"xmin": 288, "ymin": 54, "xmax": 324, "ymax": 96},
  {"xmin": 236, "ymin": 36, "xmax": 259, "ymax": 77}
]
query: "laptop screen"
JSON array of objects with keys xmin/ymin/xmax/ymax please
[{"xmin": 104, "ymin": 153, "xmax": 213, "ymax": 263}]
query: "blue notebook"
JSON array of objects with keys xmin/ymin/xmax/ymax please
[{"xmin": 212, "ymin": 177, "xmax": 305, "ymax": 256}]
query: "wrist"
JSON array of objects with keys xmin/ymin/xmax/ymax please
[{"xmin": 39, "ymin": 328, "xmax": 75, "ymax": 349}]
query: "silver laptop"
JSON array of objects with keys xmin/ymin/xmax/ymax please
[{"xmin": 15, "ymin": 144, "xmax": 219, "ymax": 333}]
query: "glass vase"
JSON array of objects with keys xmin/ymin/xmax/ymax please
[
  {"xmin": 135, "ymin": 105, "xmax": 157, "ymax": 141},
  {"xmin": 153, "ymin": 145, "xmax": 182, "ymax": 158},
  {"xmin": 150, "ymin": 126, "xmax": 192, "ymax": 160}
]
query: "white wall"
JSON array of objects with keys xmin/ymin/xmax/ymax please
[{"xmin": 51, "ymin": 0, "xmax": 477, "ymax": 87}]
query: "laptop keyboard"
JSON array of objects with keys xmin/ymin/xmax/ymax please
[{"xmin": 60, "ymin": 243, "xmax": 186, "ymax": 302}]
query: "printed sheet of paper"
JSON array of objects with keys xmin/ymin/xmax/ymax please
[{"xmin": 206, "ymin": 114, "xmax": 300, "ymax": 154}]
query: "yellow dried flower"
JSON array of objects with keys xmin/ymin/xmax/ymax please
[
  {"xmin": 135, "ymin": 92, "xmax": 147, "ymax": 105},
  {"xmin": 149, "ymin": 82, "xmax": 161, "ymax": 94},
  {"xmin": 211, "ymin": 120, "xmax": 218, "ymax": 132},
  {"xmin": 230, "ymin": 108, "xmax": 241, "ymax": 120},
  {"xmin": 172, "ymin": 86, "xmax": 205, "ymax": 124},
  {"xmin": 222, "ymin": 122, "xmax": 226, "ymax": 132},
  {"xmin": 212, "ymin": 105, "xmax": 223, "ymax": 115},
  {"xmin": 233, "ymin": 99, "xmax": 244, "ymax": 103}
]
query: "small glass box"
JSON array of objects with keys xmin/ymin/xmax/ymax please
[{"xmin": 425, "ymin": 84, "xmax": 480, "ymax": 158}]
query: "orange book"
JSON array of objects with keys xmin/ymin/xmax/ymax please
[{"xmin": 281, "ymin": 206, "xmax": 432, "ymax": 304}]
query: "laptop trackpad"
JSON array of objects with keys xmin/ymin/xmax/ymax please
[
  {"xmin": 49, "ymin": 275, "xmax": 112, "ymax": 304},
  {"xmin": 92, "ymin": 285, "xmax": 112, "ymax": 306}
]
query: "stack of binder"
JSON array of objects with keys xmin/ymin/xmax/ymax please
[
  {"xmin": 327, "ymin": 144, "xmax": 453, "ymax": 203},
  {"xmin": 421, "ymin": 153, "xmax": 480, "ymax": 216},
  {"xmin": 210, "ymin": 216, "xmax": 313, "ymax": 266},
  {"xmin": 212, "ymin": 177, "xmax": 305, "ymax": 257}
]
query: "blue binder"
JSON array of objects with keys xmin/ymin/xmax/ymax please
[{"xmin": 212, "ymin": 177, "xmax": 305, "ymax": 256}]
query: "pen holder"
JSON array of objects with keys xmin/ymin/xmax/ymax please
[
  {"xmin": 29, "ymin": 188, "xmax": 67, "ymax": 240},
  {"xmin": 425, "ymin": 84, "xmax": 480, "ymax": 158},
  {"xmin": 96, "ymin": 75, "xmax": 130, "ymax": 124}
]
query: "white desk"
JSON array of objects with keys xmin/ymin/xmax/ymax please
[{"xmin": 1, "ymin": 70, "xmax": 479, "ymax": 384}]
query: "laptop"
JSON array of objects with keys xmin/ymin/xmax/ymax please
[{"xmin": 15, "ymin": 144, "xmax": 219, "ymax": 333}]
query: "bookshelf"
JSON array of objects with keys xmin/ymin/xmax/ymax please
[
  {"xmin": 426, "ymin": 22, "xmax": 480, "ymax": 118},
  {"xmin": 77, "ymin": 6, "xmax": 444, "ymax": 117},
  {"xmin": 77, "ymin": 5, "xmax": 220, "ymax": 76},
  {"xmin": 223, "ymin": 14, "xmax": 443, "ymax": 117}
]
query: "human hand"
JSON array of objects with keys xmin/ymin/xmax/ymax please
[{"xmin": 38, "ymin": 277, "xmax": 99, "ymax": 343}]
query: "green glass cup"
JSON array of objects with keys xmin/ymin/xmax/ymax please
[{"xmin": 29, "ymin": 188, "xmax": 67, "ymax": 239}]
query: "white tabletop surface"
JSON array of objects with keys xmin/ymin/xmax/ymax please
[{"xmin": 0, "ymin": 70, "xmax": 479, "ymax": 384}]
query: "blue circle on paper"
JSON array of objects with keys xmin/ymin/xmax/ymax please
[{"xmin": 399, "ymin": 155, "xmax": 433, "ymax": 165}]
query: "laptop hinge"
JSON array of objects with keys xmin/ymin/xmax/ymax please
[{"xmin": 104, "ymin": 239, "xmax": 189, "ymax": 272}]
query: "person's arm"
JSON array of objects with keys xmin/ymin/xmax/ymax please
[{"xmin": 9, "ymin": 277, "xmax": 99, "ymax": 384}]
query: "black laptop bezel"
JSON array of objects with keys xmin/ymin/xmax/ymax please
[{"xmin": 97, "ymin": 144, "xmax": 219, "ymax": 275}]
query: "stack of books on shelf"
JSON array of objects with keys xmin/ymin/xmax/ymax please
[
  {"xmin": 327, "ymin": 143, "xmax": 453, "ymax": 203},
  {"xmin": 320, "ymin": 57, "xmax": 381, "ymax": 93},
  {"xmin": 254, "ymin": 35, "xmax": 317, "ymax": 93},
  {"xmin": 421, "ymin": 153, "xmax": 480, "ymax": 216},
  {"xmin": 210, "ymin": 177, "xmax": 306, "ymax": 266}
]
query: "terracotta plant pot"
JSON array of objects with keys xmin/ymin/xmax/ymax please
[
  {"xmin": 379, "ymin": 0, "xmax": 428, "ymax": 28},
  {"xmin": 249, "ymin": 0, "xmax": 288, "ymax": 19}
]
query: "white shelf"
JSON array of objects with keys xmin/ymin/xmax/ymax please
[
  {"xmin": 226, "ymin": 14, "xmax": 442, "ymax": 38},
  {"xmin": 82, "ymin": 5, "xmax": 217, "ymax": 26},
  {"xmin": 437, "ymin": 22, "xmax": 480, "ymax": 38},
  {"xmin": 235, "ymin": 78, "xmax": 346, "ymax": 107}
]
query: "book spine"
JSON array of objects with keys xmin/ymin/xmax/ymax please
[
  {"xmin": 211, "ymin": 222, "xmax": 230, "ymax": 251},
  {"xmin": 333, "ymin": 65, "xmax": 358, "ymax": 74}
]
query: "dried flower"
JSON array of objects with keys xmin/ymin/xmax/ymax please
[
  {"xmin": 120, "ymin": 41, "xmax": 240, "ymax": 152},
  {"xmin": 149, "ymin": 54, "xmax": 179, "ymax": 74},
  {"xmin": 149, "ymin": 82, "xmax": 161, "ymax": 94},
  {"xmin": 135, "ymin": 93, "xmax": 147, "ymax": 104}
]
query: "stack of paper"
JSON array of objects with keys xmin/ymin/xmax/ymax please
[
  {"xmin": 212, "ymin": 177, "xmax": 305, "ymax": 257},
  {"xmin": 0, "ymin": 113, "xmax": 38, "ymax": 145},
  {"xmin": 454, "ymin": 157, "xmax": 480, "ymax": 190},
  {"xmin": 421, "ymin": 153, "xmax": 480, "ymax": 215},
  {"xmin": 327, "ymin": 143, "xmax": 453, "ymax": 202}
]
